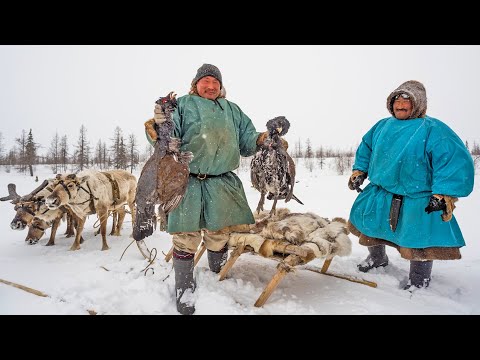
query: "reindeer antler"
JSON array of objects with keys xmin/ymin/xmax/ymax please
[
  {"xmin": 19, "ymin": 180, "xmax": 49, "ymax": 202},
  {"xmin": 0, "ymin": 183, "xmax": 22, "ymax": 203}
]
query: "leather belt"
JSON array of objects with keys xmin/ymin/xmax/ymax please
[{"xmin": 189, "ymin": 173, "xmax": 226, "ymax": 180}]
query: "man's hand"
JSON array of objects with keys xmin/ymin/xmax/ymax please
[
  {"xmin": 424, "ymin": 194, "xmax": 458, "ymax": 221},
  {"xmin": 348, "ymin": 170, "xmax": 367, "ymax": 192},
  {"xmin": 256, "ymin": 132, "xmax": 268, "ymax": 146},
  {"xmin": 144, "ymin": 119, "xmax": 157, "ymax": 142}
]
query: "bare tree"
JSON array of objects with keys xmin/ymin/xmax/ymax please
[
  {"xmin": 94, "ymin": 139, "xmax": 104, "ymax": 169},
  {"xmin": 59, "ymin": 135, "xmax": 69, "ymax": 173},
  {"xmin": 315, "ymin": 145, "xmax": 326, "ymax": 169},
  {"xmin": 472, "ymin": 141, "xmax": 480, "ymax": 172},
  {"xmin": 127, "ymin": 134, "xmax": 139, "ymax": 173},
  {"xmin": 15, "ymin": 130, "xmax": 27, "ymax": 174},
  {"xmin": 74, "ymin": 125, "xmax": 90, "ymax": 172},
  {"xmin": 48, "ymin": 132, "xmax": 60, "ymax": 174},
  {"xmin": 5, "ymin": 148, "xmax": 17, "ymax": 173},
  {"xmin": 0, "ymin": 131, "xmax": 4, "ymax": 164},
  {"xmin": 334, "ymin": 152, "xmax": 354, "ymax": 175},
  {"xmin": 293, "ymin": 138, "xmax": 303, "ymax": 159}
]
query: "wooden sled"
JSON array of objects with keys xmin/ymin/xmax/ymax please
[
  {"xmin": 165, "ymin": 240, "xmax": 376, "ymax": 308},
  {"xmin": 163, "ymin": 208, "xmax": 377, "ymax": 307}
]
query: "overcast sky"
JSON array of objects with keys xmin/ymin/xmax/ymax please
[{"xmin": 1, "ymin": 45, "xmax": 479, "ymax": 154}]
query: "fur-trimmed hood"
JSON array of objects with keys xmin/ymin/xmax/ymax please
[{"xmin": 386, "ymin": 80, "xmax": 427, "ymax": 119}]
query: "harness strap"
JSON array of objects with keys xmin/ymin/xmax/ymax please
[{"xmin": 102, "ymin": 172, "xmax": 121, "ymax": 206}]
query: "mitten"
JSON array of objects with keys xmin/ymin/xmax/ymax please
[
  {"xmin": 144, "ymin": 119, "xmax": 157, "ymax": 142},
  {"xmin": 348, "ymin": 170, "xmax": 367, "ymax": 191},
  {"xmin": 424, "ymin": 194, "xmax": 458, "ymax": 222}
]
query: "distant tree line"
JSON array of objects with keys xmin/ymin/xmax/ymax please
[
  {"xmin": 0, "ymin": 126, "xmax": 152, "ymax": 176},
  {"xmin": 0, "ymin": 131, "xmax": 479, "ymax": 176}
]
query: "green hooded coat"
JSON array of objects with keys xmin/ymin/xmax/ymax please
[{"xmin": 146, "ymin": 94, "xmax": 261, "ymax": 233}]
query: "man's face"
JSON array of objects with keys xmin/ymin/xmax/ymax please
[
  {"xmin": 393, "ymin": 94, "xmax": 413, "ymax": 120},
  {"xmin": 196, "ymin": 76, "xmax": 221, "ymax": 100}
]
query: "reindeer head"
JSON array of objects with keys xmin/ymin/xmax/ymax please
[
  {"xmin": 25, "ymin": 217, "xmax": 50, "ymax": 244},
  {"xmin": 46, "ymin": 174, "xmax": 89, "ymax": 210},
  {"xmin": 10, "ymin": 201, "xmax": 39, "ymax": 230},
  {"xmin": 1, "ymin": 181, "xmax": 50, "ymax": 230},
  {"xmin": 155, "ymin": 91, "xmax": 177, "ymax": 114}
]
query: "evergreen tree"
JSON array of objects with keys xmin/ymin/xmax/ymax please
[
  {"xmin": 127, "ymin": 134, "xmax": 139, "ymax": 173},
  {"xmin": 305, "ymin": 138, "xmax": 313, "ymax": 158}
]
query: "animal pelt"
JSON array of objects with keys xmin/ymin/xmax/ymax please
[{"xmin": 228, "ymin": 208, "xmax": 352, "ymax": 259}]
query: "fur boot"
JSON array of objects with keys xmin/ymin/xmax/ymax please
[
  {"xmin": 404, "ymin": 260, "xmax": 433, "ymax": 290},
  {"xmin": 207, "ymin": 244, "xmax": 228, "ymax": 273},
  {"xmin": 172, "ymin": 249, "xmax": 196, "ymax": 315},
  {"xmin": 358, "ymin": 245, "xmax": 389, "ymax": 273}
]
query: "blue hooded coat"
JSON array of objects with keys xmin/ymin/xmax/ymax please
[{"xmin": 349, "ymin": 81, "xmax": 474, "ymax": 249}]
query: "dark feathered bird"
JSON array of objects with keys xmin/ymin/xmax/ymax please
[
  {"xmin": 251, "ymin": 116, "xmax": 303, "ymax": 216},
  {"xmin": 133, "ymin": 92, "xmax": 193, "ymax": 241}
]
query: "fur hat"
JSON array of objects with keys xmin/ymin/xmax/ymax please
[
  {"xmin": 386, "ymin": 80, "xmax": 427, "ymax": 119},
  {"xmin": 191, "ymin": 63, "xmax": 223, "ymax": 88}
]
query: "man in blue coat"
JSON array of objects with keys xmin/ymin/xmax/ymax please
[{"xmin": 347, "ymin": 80, "xmax": 474, "ymax": 290}]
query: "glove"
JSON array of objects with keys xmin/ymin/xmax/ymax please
[
  {"xmin": 144, "ymin": 119, "xmax": 157, "ymax": 142},
  {"xmin": 256, "ymin": 132, "xmax": 289, "ymax": 151},
  {"xmin": 348, "ymin": 170, "xmax": 367, "ymax": 192},
  {"xmin": 424, "ymin": 194, "xmax": 458, "ymax": 222}
]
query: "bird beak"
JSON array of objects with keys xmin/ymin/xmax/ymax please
[{"xmin": 276, "ymin": 127, "xmax": 282, "ymax": 134}]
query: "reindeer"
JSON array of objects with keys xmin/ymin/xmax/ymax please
[
  {"xmin": 45, "ymin": 170, "xmax": 136, "ymax": 251},
  {"xmin": 1, "ymin": 180, "xmax": 77, "ymax": 245},
  {"xmin": 26, "ymin": 207, "xmax": 124, "ymax": 246}
]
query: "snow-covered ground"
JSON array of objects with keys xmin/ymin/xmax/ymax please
[{"xmin": 1, "ymin": 160, "xmax": 479, "ymax": 315}]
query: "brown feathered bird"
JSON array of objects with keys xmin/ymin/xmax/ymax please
[
  {"xmin": 251, "ymin": 116, "xmax": 302, "ymax": 216},
  {"xmin": 133, "ymin": 92, "xmax": 193, "ymax": 241}
]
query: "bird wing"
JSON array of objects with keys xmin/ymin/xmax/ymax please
[
  {"xmin": 132, "ymin": 203, "xmax": 156, "ymax": 241},
  {"xmin": 285, "ymin": 150, "xmax": 296, "ymax": 185},
  {"xmin": 157, "ymin": 155, "xmax": 190, "ymax": 215},
  {"xmin": 133, "ymin": 143, "xmax": 162, "ymax": 241},
  {"xmin": 250, "ymin": 151, "xmax": 264, "ymax": 192}
]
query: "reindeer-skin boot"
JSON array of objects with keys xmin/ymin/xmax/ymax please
[
  {"xmin": 404, "ymin": 260, "xmax": 433, "ymax": 290},
  {"xmin": 172, "ymin": 249, "xmax": 196, "ymax": 315},
  {"xmin": 357, "ymin": 245, "xmax": 389, "ymax": 273},
  {"xmin": 207, "ymin": 244, "xmax": 228, "ymax": 274}
]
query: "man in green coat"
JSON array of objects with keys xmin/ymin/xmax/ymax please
[
  {"xmin": 145, "ymin": 64, "xmax": 276, "ymax": 314},
  {"xmin": 347, "ymin": 80, "xmax": 474, "ymax": 291}
]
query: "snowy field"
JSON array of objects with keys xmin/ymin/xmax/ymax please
[{"xmin": 0, "ymin": 160, "xmax": 479, "ymax": 315}]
